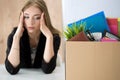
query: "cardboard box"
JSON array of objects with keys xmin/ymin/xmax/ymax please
[{"xmin": 66, "ymin": 41, "xmax": 120, "ymax": 80}]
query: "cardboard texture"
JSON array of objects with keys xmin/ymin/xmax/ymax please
[{"xmin": 66, "ymin": 42, "xmax": 120, "ymax": 80}]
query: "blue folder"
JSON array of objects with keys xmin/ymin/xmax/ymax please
[{"xmin": 68, "ymin": 11, "xmax": 110, "ymax": 33}]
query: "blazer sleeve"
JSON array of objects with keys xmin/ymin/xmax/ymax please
[
  {"xmin": 41, "ymin": 34, "xmax": 61, "ymax": 74},
  {"xmin": 5, "ymin": 27, "xmax": 20, "ymax": 75}
]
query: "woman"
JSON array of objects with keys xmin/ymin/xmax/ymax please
[{"xmin": 5, "ymin": 0, "xmax": 61, "ymax": 75}]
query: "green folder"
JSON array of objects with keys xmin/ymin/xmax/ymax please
[{"xmin": 118, "ymin": 18, "xmax": 120, "ymax": 37}]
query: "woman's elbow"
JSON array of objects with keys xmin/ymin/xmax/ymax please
[
  {"xmin": 5, "ymin": 61, "xmax": 20, "ymax": 75},
  {"xmin": 5, "ymin": 66, "xmax": 19, "ymax": 75},
  {"xmin": 42, "ymin": 65, "xmax": 56, "ymax": 74},
  {"xmin": 7, "ymin": 69, "xmax": 19, "ymax": 75},
  {"xmin": 42, "ymin": 68, "xmax": 55, "ymax": 74}
]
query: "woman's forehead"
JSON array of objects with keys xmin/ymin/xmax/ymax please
[{"xmin": 24, "ymin": 6, "xmax": 42, "ymax": 15}]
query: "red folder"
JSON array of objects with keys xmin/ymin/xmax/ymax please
[{"xmin": 107, "ymin": 18, "xmax": 118, "ymax": 35}]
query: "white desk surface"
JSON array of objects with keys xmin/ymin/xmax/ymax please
[{"xmin": 0, "ymin": 64, "xmax": 65, "ymax": 80}]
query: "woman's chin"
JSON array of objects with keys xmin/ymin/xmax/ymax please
[
  {"xmin": 27, "ymin": 30, "xmax": 35, "ymax": 33},
  {"xmin": 26, "ymin": 28, "xmax": 40, "ymax": 34}
]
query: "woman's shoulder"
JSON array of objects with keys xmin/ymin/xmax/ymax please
[
  {"xmin": 52, "ymin": 34, "xmax": 61, "ymax": 50},
  {"xmin": 53, "ymin": 34, "xmax": 61, "ymax": 39},
  {"xmin": 7, "ymin": 27, "xmax": 18, "ymax": 44},
  {"xmin": 9, "ymin": 27, "xmax": 27, "ymax": 37},
  {"xmin": 8, "ymin": 27, "xmax": 17, "ymax": 37},
  {"xmin": 10, "ymin": 27, "xmax": 17, "ymax": 35},
  {"xmin": 53, "ymin": 33, "xmax": 61, "ymax": 43}
]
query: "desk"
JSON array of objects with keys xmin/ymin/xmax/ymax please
[{"xmin": 0, "ymin": 64, "xmax": 65, "ymax": 80}]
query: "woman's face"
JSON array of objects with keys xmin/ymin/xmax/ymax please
[{"xmin": 23, "ymin": 6, "xmax": 42, "ymax": 33}]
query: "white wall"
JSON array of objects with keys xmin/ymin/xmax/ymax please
[{"xmin": 62, "ymin": 0, "xmax": 120, "ymax": 26}]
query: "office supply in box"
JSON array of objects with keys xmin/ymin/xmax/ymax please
[
  {"xmin": 107, "ymin": 18, "xmax": 118, "ymax": 35},
  {"xmin": 68, "ymin": 11, "xmax": 110, "ymax": 34},
  {"xmin": 68, "ymin": 31, "xmax": 90, "ymax": 41},
  {"xmin": 118, "ymin": 18, "xmax": 120, "ymax": 37},
  {"xmin": 103, "ymin": 30, "xmax": 120, "ymax": 41},
  {"xmin": 100, "ymin": 37, "xmax": 118, "ymax": 42}
]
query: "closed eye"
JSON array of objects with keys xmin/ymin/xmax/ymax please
[
  {"xmin": 34, "ymin": 17, "xmax": 40, "ymax": 20},
  {"xmin": 24, "ymin": 15, "xmax": 41, "ymax": 20},
  {"xmin": 24, "ymin": 16, "xmax": 29, "ymax": 19}
]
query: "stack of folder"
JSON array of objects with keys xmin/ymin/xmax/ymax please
[
  {"xmin": 107, "ymin": 18, "xmax": 118, "ymax": 36},
  {"xmin": 68, "ymin": 11, "xmax": 110, "ymax": 34},
  {"xmin": 66, "ymin": 11, "xmax": 120, "ymax": 41}
]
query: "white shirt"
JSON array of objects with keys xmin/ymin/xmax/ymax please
[{"xmin": 30, "ymin": 47, "xmax": 37, "ymax": 64}]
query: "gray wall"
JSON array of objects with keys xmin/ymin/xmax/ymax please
[{"xmin": 62, "ymin": 0, "xmax": 120, "ymax": 26}]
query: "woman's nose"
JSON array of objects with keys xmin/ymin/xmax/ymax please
[{"xmin": 29, "ymin": 18, "xmax": 35, "ymax": 25}]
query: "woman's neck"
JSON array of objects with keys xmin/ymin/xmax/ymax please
[{"xmin": 28, "ymin": 31, "xmax": 41, "ymax": 48}]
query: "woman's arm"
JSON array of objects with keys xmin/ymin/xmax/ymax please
[
  {"xmin": 7, "ymin": 35, "xmax": 21, "ymax": 67},
  {"xmin": 5, "ymin": 29, "xmax": 24, "ymax": 75},
  {"xmin": 5, "ymin": 28, "xmax": 21, "ymax": 75},
  {"xmin": 43, "ymin": 35, "xmax": 54, "ymax": 63},
  {"xmin": 41, "ymin": 34, "xmax": 61, "ymax": 74},
  {"xmin": 39, "ymin": 13, "xmax": 61, "ymax": 73},
  {"xmin": 8, "ymin": 12, "xmax": 24, "ymax": 68},
  {"xmin": 39, "ymin": 13, "xmax": 55, "ymax": 63},
  {"xmin": 5, "ymin": 12, "xmax": 24, "ymax": 75}
]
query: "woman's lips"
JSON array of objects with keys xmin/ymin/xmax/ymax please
[{"xmin": 28, "ymin": 27, "xmax": 34, "ymax": 30}]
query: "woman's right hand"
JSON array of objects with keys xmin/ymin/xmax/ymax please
[{"xmin": 14, "ymin": 12, "xmax": 24, "ymax": 39}]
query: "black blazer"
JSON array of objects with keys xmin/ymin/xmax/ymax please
[{"xmin": 5, "ymin": 27, "xmax": 61, "ymax": 74}]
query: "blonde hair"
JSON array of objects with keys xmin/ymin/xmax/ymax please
[{"xmin": 21, "ymin": 0, "xmax": 60, "ymax": 35}]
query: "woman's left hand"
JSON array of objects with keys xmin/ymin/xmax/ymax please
[{"xmin": 40, "ymin": 13, "xmax": 53, "ymax": 39}]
